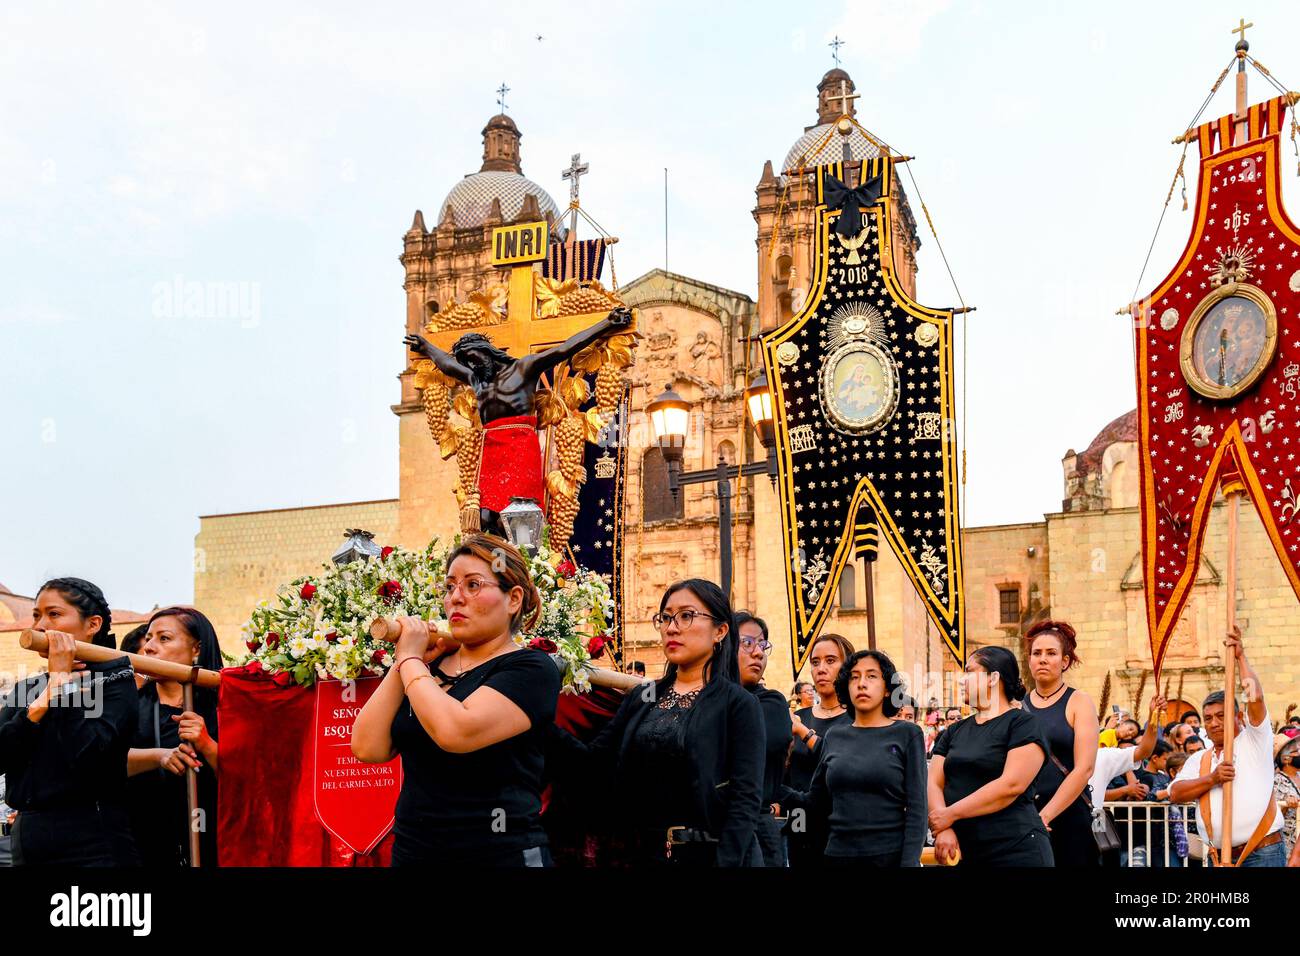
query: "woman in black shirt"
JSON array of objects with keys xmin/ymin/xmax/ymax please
[
  {"xmin": 0, "ymin": 577, "xmax": 138, "ymax": 866},
  {"xmin": 783, "ymin": 649, "xmax": 927, "ymax": 866},
  {"xmin": 551, "ymin": 579, "xmax": 764, "ymax": 866},
  {"xmin": 735, "ymin": 610, "xmax": 790, "ymax": 866},
  {"xmin": 1020, "ymin": 620, "xmax": 1099, "ymax": 867},
  {"xmin": 927, "ymin": 645, "xmax": 1053, "ymax": 867},
  {"xmin": 126, "ymin": 606, "xmax": 223, "ymax": 867},
  {"xmin": 352, "ymin": 534, "xmax": 560, "ymax": 866},
  {"xmin": 785, "ymin": 632, "xmax": 854, "ymax": 867}
]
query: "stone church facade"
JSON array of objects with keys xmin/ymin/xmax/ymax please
[{"xmin": 192, "ymin": 70, "xmax": 1300, "ymax": 713}]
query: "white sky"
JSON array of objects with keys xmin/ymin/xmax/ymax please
[{"xmin": 4, "ymin": 1, "xmax": 1300, "ymax": 611}]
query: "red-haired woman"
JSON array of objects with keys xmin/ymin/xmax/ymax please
[
  {"xmin": 1020, "ymin": 620, "xmax": 1099, "ymax": 867},
  {"xmin": 126, "ymin": 606, "xmax": 223, "ymax": 867},
  {"xmin": 351, "ymin": 535, "xmax": 561, "ymax": 866}
]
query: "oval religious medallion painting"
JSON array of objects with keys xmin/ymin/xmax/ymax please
[
  {"xmin": 1179, "ymin": 283, "xmax": 1278, "ymax": 400},
  {"xmin": 819, "ymin": 340, "xmax": 899, "ymax": 435}
]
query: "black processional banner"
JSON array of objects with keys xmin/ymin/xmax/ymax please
[
  {"xmin": 547, "ymin": 245, "xmax": 627, "ymax": 662},
  {"xmin": 761, "ymin": 158, "xmax": 965, "ymax": 673},
  {"xmin": 567, "ymin": 395, "xmax": 628, "ymax": 662}
]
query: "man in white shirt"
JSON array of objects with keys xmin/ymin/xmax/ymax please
[
  {"xmin": 1170, "ymin": 626, "xmax": 1287, "ymax": 867},
  {"xmin": 1089, "ymin": 700, "xmax": 1164, "ymax": 809}
]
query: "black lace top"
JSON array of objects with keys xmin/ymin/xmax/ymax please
[{"xmin": 626, "ymin": 687, "xmax": 700, "ymax": 828}]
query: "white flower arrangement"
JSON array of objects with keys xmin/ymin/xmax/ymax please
[{"xmin": 240, "ymin": 536, "xmax": 615, "ymax": 693}]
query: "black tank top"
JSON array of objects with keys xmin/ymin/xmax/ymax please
[{"xmin": 1021, "ymin": 686, "xmax": 1076, "ymax": 777}]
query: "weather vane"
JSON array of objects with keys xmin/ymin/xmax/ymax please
[
  {"xmin": 829, "ymin": 35, "xmax": 845, "ymax": 68},
  {"xmin": 496, "ymin": 82, "xmax": 511, "ymax": 113}
]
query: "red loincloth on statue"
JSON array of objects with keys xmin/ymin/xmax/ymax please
[
  {"xmin": 478, "ymin": 414, "xmax": 546, "ymax": 514},
  {"xmin": 216, "ymin": 664, "xmax": 391, "ymax": 867}
]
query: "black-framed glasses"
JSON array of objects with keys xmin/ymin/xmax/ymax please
[
  {"xmin": 739, "ymin": 635, "xmax": 772, "ymax": 653},
  {"xmin": 651, "ymin": 609, "xmax": 721, "ymax": 631}
]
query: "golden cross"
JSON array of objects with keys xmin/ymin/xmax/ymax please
[
  {"xmin": 831, "ymin": 78, "xmax": 860, "ymax": 118},
  {"xmin": 427, "ymin": 261, "xmax": 614, "ymax": 357},
  {"xmin": 1232, "ymin": 17, "xmax": 1253, "ymax": 44}
]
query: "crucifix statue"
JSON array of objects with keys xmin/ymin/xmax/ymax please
[{"xmin": 405, "ymin": 307, "xmax": 632, "ymax": 537}]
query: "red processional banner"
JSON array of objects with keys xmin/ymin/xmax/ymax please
[
  {"xmin": 312, "ymin": 676, "xmax": 401, "ymax": 855},
  {"xmin": 1133, "ymin": 94, "xmax": 1300, "ymax": 677},
  {"xmin": 217, "ymin": 665, "xmax": 394, "ymax": 866}
]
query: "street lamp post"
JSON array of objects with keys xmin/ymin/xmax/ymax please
[{"xmin": 647, "ymin": 371, "xmax": 778, "ymax": 593}]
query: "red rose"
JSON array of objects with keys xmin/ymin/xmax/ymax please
[
  {"xmin": 246, "ymin": 639, "xmax": 261, "ymax": 652},
  {"xmin": 557, "ymin": 560, "xmax": 577, "ymax": 578},
  {"xmin": 266, "ymin": 632, "xmax": 280, "ymax": 649},
  {"xmin": 381, "ymin": 546, "xmax": 395, "ymax": 559},
  {"xmin": 528, "ymin": 637, "xmax": 558, "ymax": 654},
  {"xmin": 300, "ymin": 583, "xmax": 317, "ymax": 601},
  {"xmin": 371, "ymin": 648, "xmax": 387, "ymax": 664},
  {"xmin": 271, "ymin": 671, "xmax": 294, "ymax": 688},
  {"xmin": 325, "ymin": 631, "xmax": 339, "ymax": 644},
  {"xmin": 586, "ymin": 634, "xmax": 608, "ymax": 660},
  {"xmin": 378, "ymin": 580, "xmax": 402, "ymax": 602},
  {"xmin": 245, "ymin": 660, "xmax": 263, "ymax": 673}
]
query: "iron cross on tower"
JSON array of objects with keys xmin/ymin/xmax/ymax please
[
  {"xmin": 561, "ymin": 153, "xmax": 589, "ymax": 237},
  {"xmin": 496, "ymin": 82, "xmax": 511, "ymax": 112},
  {"xmin": 829, "ymin": 35, "xmax": 845, "ymax": 67}
]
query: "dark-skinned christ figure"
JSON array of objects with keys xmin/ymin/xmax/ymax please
[{"xmin": 404, "ymin": 306, "xmax": 633, "ymax": 537}]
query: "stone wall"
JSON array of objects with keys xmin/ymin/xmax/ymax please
[{"xmin": 193, "ymin": 499, "xmax": 399, "ymax": 655}]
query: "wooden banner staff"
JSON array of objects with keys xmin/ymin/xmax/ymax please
[
  {"xmin": 369, "ymin": 618, "xmax": 647, "ymax": 692},
  {"xmin": 1220, "ymin": 488, "xmax": 1242, "ymax": 865}
]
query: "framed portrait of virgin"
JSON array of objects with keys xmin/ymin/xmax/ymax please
[
  {"xmin": 819, "ymin": 341, "xmax": 899, "ymax": 434},
  {"xmin": 1179, "ymin": 283, "xmax": 1278, "ymax": 400}
]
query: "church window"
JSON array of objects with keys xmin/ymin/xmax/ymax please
[
  {"xmin": 839, "ymin": 563, "xmax": 856, "ymax": 609},
  {"xmin": 998, "ymin": 587, "xmax": 1020, "ymax": 624},
  {"xmin": 642, "ymin": 448, "xmax": 684, "ymax": 523}
]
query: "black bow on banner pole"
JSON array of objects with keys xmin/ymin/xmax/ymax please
[{"xmin": 822, "ymin": 171, "xmax": 883, "ymax": 238}]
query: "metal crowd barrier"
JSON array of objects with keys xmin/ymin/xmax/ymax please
[{"xmin": 1101, "ymin": 801, "xmax": 1208, "ymax": 867}]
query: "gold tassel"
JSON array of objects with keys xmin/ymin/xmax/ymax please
[{"xmin": 460, "ymin": 503, "xmax": 480, "ymax": 533}]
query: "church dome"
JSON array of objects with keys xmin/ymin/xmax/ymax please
[
  {"xmin": 782, "ymin": 124, "xmax": 882, "ymax": 175},
  {"xmin": 780, "ymin": 68, "xmax": 882, "ymax": 176},
  {"xmin": 1074, "ymin": 409, "xmax": 1138, "ymax": 477},
  {"xmin": 435, "ymin": 111, "xmax": 564, "ymax": 229},
  {"xmin": 438, "ymin": 171, "xmax": 562, "ymax": 228}
]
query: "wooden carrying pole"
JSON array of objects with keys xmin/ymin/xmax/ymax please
[
  {"xmin": 369, "ymin": 617, "xmax": 647, "ymax": 692},
  {"xmin": 18, "ymin": 630, "xmax": 222, "ymax": 688},
  {"xmin": 1221, "ymin": 489, "xmax": 1242, "ymax": 864}
]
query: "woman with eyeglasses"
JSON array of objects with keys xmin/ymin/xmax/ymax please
[
  {"xmin": 735, "ymin": 610, "xmax": 791, "ymax": 866},
  {"xmin": 549, "ymin": 579, "xmax": 764, "ymax": 866},
  {"xmin": 351, "ymin": 534, "xmax": 561, "ymax": 866},
  {"xmin": 780, "ymin": 650, "xmax": 927, "ymax": 866},
  {"xmin": 784, "ymin": 632, "xmax": 855, "ymax": 868}
]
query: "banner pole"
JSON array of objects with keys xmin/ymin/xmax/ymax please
[
  {"xmin": 184, "ymin": 681, "xmax": 201, "ymax": 868},
  {"xmin": 1221, "ymin": 488, "xmax": 1242, "ymax": 864}
]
